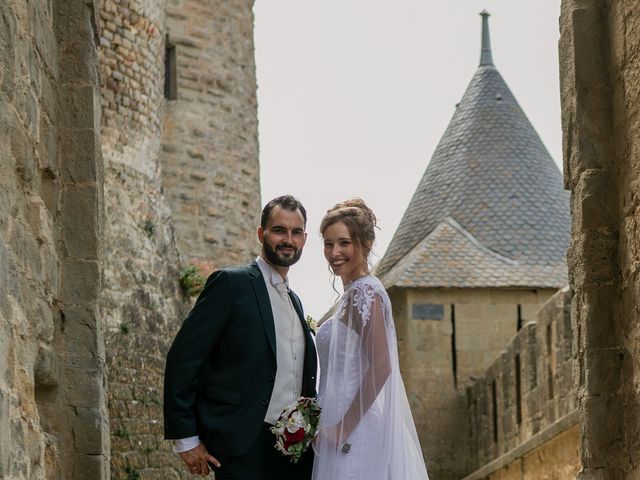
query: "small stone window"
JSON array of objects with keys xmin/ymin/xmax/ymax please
[{"xmin": 165, "ymin": 36, "xmax": 177, "ymax": 100}]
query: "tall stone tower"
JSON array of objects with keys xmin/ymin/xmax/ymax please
[
  {"xmin": 375, "ymin": 12, "xmax": 570, "ymax": 479},
  {"xmin": 97, "ymin": 0, "xmax": 261, "ymax": 478},
  {"xmin": 161, "ymin": 0, "xmax": 261, "ymax": 268}
]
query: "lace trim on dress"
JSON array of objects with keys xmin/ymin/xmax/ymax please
[{"xmin": 346, "ymin": 275, "xmax": 387, "ymax": 327}]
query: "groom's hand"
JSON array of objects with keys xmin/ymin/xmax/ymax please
[{"xmin": 178, "ymin": 444, "xmax": 220, "ymax": 476}]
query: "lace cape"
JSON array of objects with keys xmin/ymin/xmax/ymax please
[{"xmin": 312, "ymin": 275, "xmax": 429, "ymax": 480}]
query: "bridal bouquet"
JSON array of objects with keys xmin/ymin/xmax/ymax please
[{"xmin": 271, "ymin": 397, "xmax": 321, "ymax": 463}]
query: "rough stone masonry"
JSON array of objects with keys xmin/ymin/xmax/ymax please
[
  {"xmin": 0, "ymin": 0, "xmax": 261, "ymax": 479},
  {"xmin": 0, "ymin": 1, "xmax": 108, "ymax": 478},
  {"xmin": 560, "ymin": 1, "xmax": 640, "ymax": 478}
]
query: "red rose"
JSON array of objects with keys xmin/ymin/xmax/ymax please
[
  {"xmin": 283, "ymin": 428, "xmax": 305, "ymax": 451},
  {"xmin": 288, "ymin": 428, "xmax": 305, "ymax": 443}
]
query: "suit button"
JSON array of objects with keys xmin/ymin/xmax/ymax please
[
  {"xmin": 311, "ymin": 377, "xmax": 315, "ymax": 381},
  {"xmin": 262, "ymin": 400, "xmax": 268, "ymax": 406}
]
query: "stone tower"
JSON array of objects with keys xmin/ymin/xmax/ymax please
[
  {"xmin": 375, "ymin": 12, "xmax": 570, "ymax": 479},
  {"xmin": 161, "ymin": 0, "xmax": 261, "ymax": 268},
  {"xmin": 97, "ymin": 1, "xmax": 261, "ymax": 478}
]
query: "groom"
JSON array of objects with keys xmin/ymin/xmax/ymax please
[{"xmin": 163, "ymin": 195, "xmax": 317, "ymax": 479}]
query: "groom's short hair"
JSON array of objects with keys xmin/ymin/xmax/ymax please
[{"xmin": 261, "ymin": 195, "xmax": 307, "ymax": 229}]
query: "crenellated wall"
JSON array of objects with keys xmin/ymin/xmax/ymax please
[
  {"xmin": 391, "ymin": 286, "xmax": 558, "ymax": 479},
  {"xmin": 463, "ymin": 288, "xmax": 578, "ymax": 479}
]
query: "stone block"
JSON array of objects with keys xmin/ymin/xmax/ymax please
[
  {"xmin": 585, "ymin": 347, "xmax": 624, "ymax": 395},
  {"xmin": 73, "ymin": 407, "xmax": 108, "ymax": 455},
  {"xmin": 62, "ymin": 185, "xmax": 99, "ymax": 259},
  {"xmin": 139, "ymin": 466, "xmax": 181, "ymax": 480},
  {"xmin": 578, "ymin": 467, "xmax": 626, "ymax": 480},
  {"xmin": 0, "ymin": 241, "xmax": 9, "ymax": 319},
  {"xmin": 11, "ymin": 120, "xmax": 35, "ymax": 186},
  {"xmin": 34, "ymin": 344, "xmax": 58, "ymax": 388},
  {"xmin": 570, "ymin": 7, "xmax": 614, "ymax": 160},
  {"xmin": 54, "ymin": 0, "xmax": 98, "ymax": 45},
  {"xmin": 59, "ymin": 85, "xmax": 98, "ymax": 130},
  {"xmin": 34, "ymin": 7, "xmax": 58, "ymax": 77},
  {"xmin": 71, "ymin": 452, "xmax": 108, "ymax": 480},
  {"xmin": 574, "ymin": 169, "xmax": 617, "ymax": 230},
  {"xmin": 65, "ymin": 367, "xmax": 105, "ymax": 408},
  {"xmin": 62, "ymin": 307, "xmax": 100, "ymax": 362},
  {"xmin": 61, "ymin": 260, "xmax": 100, "ymax": 304},
  {"xmin": 568, "ymin": 229, "xmax": 618, "ymax": 287},
  {"xmin": 0, "ymin": 389, "xmax": 9, "ymax": 476},
  {"xmin": 579, "ymin": 284, "xmax": 619, "ymax": 348},
  {"xmin": 60, "ymin": 129, "xmax": 99, "ymax": 183},
  {"xmin": 583, "ymin": 395, "xmax": 625, "ymax": 468}
]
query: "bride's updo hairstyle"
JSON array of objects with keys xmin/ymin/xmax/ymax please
[{"xmin": 320, "ymin": 198, "xmax": 377, "ymax": 268}]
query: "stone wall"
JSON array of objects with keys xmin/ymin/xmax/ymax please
[
  {"xmin": 560, "ymin": 1, "xmax": 640, "ymax": 478},
  {"xmin": 97, "ymin": 1, "xmax": 261, "ymax": 478},
  {"xmin": 483, "ymin": 425, "xmax": 580, "ymax": 480},
  {"xmin": 2, "ymin": 0, "xmax": 261, "ymax": 478},
  {"xmin": 0, "ymin": 1, "xmax": 108, "ymax": 479},
  {"xmin": 463, "ymin": 288, "xmax": 578, "ymax": 479},
  {"xmin": 98, "ymin": 1, "xmax": 191, "ymax": 478},
  {"xmin": 162, "ymin": 0, "xmax": 261, "ymax": 268},
  {"xmin": 391, "ymin": 287, "xmax": 558, "ymax": 480}
]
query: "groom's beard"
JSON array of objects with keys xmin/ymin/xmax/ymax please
[{"xmin": 262, "ymin": 239, "xmax": 303, "ymax": 268}]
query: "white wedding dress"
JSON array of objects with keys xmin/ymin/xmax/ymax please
[{"xmin": 312, "ymin": 275, "xmax": 429, "ymax": 480}]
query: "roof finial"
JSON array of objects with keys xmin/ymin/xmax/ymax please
[{"xmin": 479, "ymin": 10, "xmax": 494, "ymax": 66}]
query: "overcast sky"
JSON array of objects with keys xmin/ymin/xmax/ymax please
[{"xmin": 253, "ymin": 1, "xmax": 563, "ymax": 318}]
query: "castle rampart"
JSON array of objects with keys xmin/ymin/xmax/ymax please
[{"xmin": 463, "ymin": 288, "xmax": 579, "ymax": 479}]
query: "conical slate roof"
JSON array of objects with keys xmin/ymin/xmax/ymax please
[{"xmin": 377, "ymin": 12, "xmax": 569, "ymax": 289}]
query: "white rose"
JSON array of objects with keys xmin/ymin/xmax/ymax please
[{"xmin": 286, "ymin": 410, "xmax": 307, "ymax": 433}]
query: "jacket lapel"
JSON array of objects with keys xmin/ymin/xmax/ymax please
[{"xmin": 248, "ymin": 262, "xmax": 277, "ymax": 356}]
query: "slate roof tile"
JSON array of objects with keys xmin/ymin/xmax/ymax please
[{"xmin": 376, "ymin": 15, "xmax": 569, "ymax": 289}]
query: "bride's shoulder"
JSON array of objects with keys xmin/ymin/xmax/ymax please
[
  {"xmin": 349, "ymin": 275, "xmax": 389, "ymax": 315},
  {"xmin": 351, "ymin": 274, "xmax": 386, "ymax": 294}
]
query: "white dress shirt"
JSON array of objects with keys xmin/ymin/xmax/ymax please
[{"xmin": 173, "ymin": 257, "xmax": 306, "ymax": 453}]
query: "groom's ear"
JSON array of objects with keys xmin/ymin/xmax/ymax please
[{"xmin": 257, "ymin": 226, "xmax": 264, "ymax": 244}]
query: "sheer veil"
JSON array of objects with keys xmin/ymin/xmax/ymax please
[{"xmin": 312, "ymin": 275, "xmax": 429, "ymax": 479}]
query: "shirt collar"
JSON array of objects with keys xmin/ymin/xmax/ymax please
[{"xmin": 256, "ymin": 256, "xmax": 289, "ymax": 290}]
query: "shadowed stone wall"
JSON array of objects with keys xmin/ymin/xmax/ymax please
[
  {"xmin": 0, "ymin": 1, "xmax": 108, "ymax": 479},
  {"xmin": 463, "ymin": 288, "xmax": 578, "ymax": 479},
  {"xmin": 98, "ymin": 1, "xmax": 191, "ymax": 478},
  {"xmin": 3, "ymin": 0, "xmax": 260, "ymax": 478},
  {"xmin": 97, "ymin": 1, "xmax": 261, "ymax": 478},
  {"xmin": 162, "ymin": 0, "xmax": 261, "ymax": 268},
  {"xmin": 560, "ymin": 1, "xmax": 640, "ymax": 478}
]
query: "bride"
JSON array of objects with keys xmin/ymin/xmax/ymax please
[{"xmin": 312, "ymin": 199, "xmax": 429, "ymax": 480}]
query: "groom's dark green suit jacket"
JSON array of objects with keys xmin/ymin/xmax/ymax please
[{"xmin": 163, "ymin": 262, "xmax": 318, "ymax": 456}]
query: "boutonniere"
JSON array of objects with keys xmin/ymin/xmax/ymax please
[{"xmin": 305, "ymin": 315, "xmax": 318, "ymax": 335}]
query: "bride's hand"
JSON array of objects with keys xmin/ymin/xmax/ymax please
[{"xmin": 319, "ymin": 423, "xmax": 347, "ymax": 449}]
